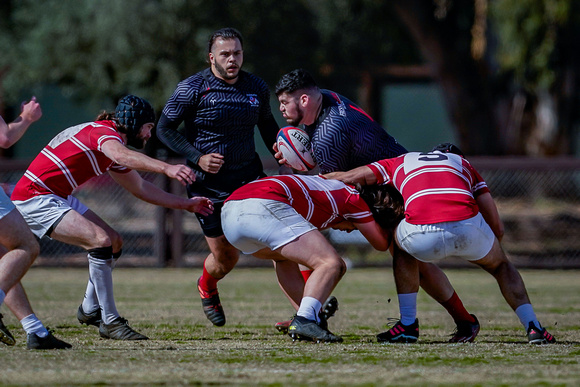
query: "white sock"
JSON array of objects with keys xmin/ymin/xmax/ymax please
[
  {"xmin": 88, "ymin": 255, "xmax": 119, "ymax": 324},
  {"xmin": 0, "ymin": 289, "xmax": 5, "ymax": 305},
  {"xmin": 83, "ymin": 258, "xmax": 118, "ymax": 314},
  {"xmin": 82, "ymin": 279, "xmax": 100, "ymax": 314},
  {"xmin": 297, "ymin": 296, "xmax": 322, "ymax": 322},
  {"xmin": 398, "ymin": 293, "xmax": 418, "ymax": 326},
  {"xmin": 21, "ymin": 314, "xmax": 48, "ymax": 337},
  {"xmin": 515, "ymin": 303, "xmax": 540, "ymax": 329}
]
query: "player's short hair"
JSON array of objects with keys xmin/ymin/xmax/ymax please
[
  {"xmin": 431, "ymin": 142, "xmax": 465, "ymax": 157},
  {"xmin": 356, "ymin": 183, "xmax": 405, "ymax": 231},
  {"xmin": 207, "ymin": 27, "xmax": 243, "ymax": 53},
  {"xmin": 275, "ymin": 68, "xmax": 318, "ymax": 96}
]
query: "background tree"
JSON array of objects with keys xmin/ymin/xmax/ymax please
[{"xmin": 0, "ymin": 0, "xmax": 578, "ymax": 156}]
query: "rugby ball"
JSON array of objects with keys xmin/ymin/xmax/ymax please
[{"xmin": 276, "ymin": 126, "xmax": 316, "ymax": 172}]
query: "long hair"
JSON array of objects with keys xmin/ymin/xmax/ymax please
[
  {"xmin": 356, "ymin": 183, "xmax": 405, "ymax": 230},
  {"xmin": 95, "ymin": 111, "xmax": 126, "ymax": 134}
]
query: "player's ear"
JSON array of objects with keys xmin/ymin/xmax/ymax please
[{"xmin": 299, "ymin": 93, "xmax": 309, "ymax": 107}]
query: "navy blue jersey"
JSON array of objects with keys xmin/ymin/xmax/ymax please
[
  {"xmin": 305, "ymin": 90, "xmax": 407, "ymax": 174},
  {"xmin": 158, "ymin": 68, "xmax": 279, "ymax": 193}
]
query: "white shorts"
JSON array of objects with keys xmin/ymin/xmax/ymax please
[
  {"xmin": 13, "ymin": 194, "xmax": 89, "ymax": 239},
  {"xmin": 221, "ymin": 198, "xmax": 317, "ymax": 254},
  {"xmin": 0, "ymin": 189, "xmax": 16, "ymax": 220},
  {"xmin": 395, "ymin": 213, "xmax": 495, "ymax": 262}
]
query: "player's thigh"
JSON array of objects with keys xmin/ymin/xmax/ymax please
[
  {"xmin": 0, "ymin": 209, "xmax": 38, "ymax": 251},
  {"xmin": 82, "ymin": 209, "xmax": 122, "ymax": 248},
  {"xmin": 278, "ymin": 230, "xmax": 342, "ymax": 269},
  {"xmin": 51, "ymin": 209, "xmax": 110, "ymax": 249}
]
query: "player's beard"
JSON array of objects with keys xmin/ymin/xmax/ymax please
[
  {"xmin": 214, "ymin": 61, "xmax": 239, "ymax": 81},
  {"xmin": 127, "ymin": 134, "xmax": 146, "ymax": 149},
  {"xmin": 286, "ymin": 109, "xmax": 304, "ymax": 127}
]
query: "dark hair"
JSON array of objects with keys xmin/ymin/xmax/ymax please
[
  {"xmin": 431, "ymin": 142, "xmax": 464, "ymax": 157},
  {"xmin": 356, "ymin": 183, "xmax": 405, "ymax": 230},
  {"xmin": 207, "ymin": 27, "xmax": 243, "ymax": 53},
  {"xmin": 96, "ymin": 111, "xmax": 115, "ymax": 121},
  {"xmin": 275, "ymin": 68, "xmax": 318, "ymax": 96}
]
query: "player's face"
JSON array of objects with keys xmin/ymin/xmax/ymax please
[
  {"xmin": 278, "ymin": 92, "xmax": 304, "ymax": 126},
  {"xmin": 130, "ymin": 123, "xmax": 154, "ymax": 149},
  {"xmin": 209, "ymin": 38, "xmax": 243, "ymax": 83}
]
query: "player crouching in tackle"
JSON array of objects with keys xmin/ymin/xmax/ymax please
[
  {"xmin": 220, "ymin": 174, "xmax": 403, "ymax": 343},
  {"xmin": 9, "ymin": 95, "xmax": 213, "ymax": 341},
  {"xmin": 327, "ymin": 143, "xmax": 556, "ymax": 344}
]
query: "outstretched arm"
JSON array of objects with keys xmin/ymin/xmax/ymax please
[
  {"xmin": 323, "ymin": 165, "xmax": 377, "ymax": 186},
  {"xmin": 101, "ymin": 139, "xmax": 195, "ymax": 185},
  {"xmin": 109, "ymin": 170, "xmax": 213, "ymax": 215},
  {"xmin": 0, "ymin": 97, "xmax": 42, "ymax": 148}
]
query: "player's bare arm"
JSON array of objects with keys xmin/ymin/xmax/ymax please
[
  {"xmin": 198, "ymin": 153, "xmax": 225, "ymax": 174},
  {"xmin": 0, "ymin": 96, "xmax": 42, "ymax": 148},
  {"xmin": 109, "ymin": 170, "xmax": 213, "ymax": 215},
  {"xmin": 476, "ymin": 192, "xmax": 505, "ymax": 241},
  {"xmin": 101, "ymin": 140, "xmax": 195, "ymax": 185},
  {"xmin": 323, "ymin": 165, "xmax": 377, "ymax": 186},
  {"xmin": 355, "ymin": 221, "xmax": 392, "ymax": 251}
]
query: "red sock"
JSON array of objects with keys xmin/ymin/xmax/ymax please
[
  {"xmin": 441, "ymin": 292, "xmax": 475, "ymax": 324},
  {"xmin": 199, "ymin": 262, "xmax": 219, "ymax": 291},
  {"xmin": 301, "ymin": 269, "xmax": 313, "ymax": 282}
]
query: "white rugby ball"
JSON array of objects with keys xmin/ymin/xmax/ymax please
[{"xmin": 276, "ymin": 126, "xmax": 316, "ymax": 172}]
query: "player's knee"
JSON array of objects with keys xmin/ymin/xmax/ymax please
[
  {"xmin": 92, "ymin": 230, "xmax": 112, "ymax": 249},
  {"xmin": 109, "ymin": 231, "xmax": 123, "ymax": 252}
]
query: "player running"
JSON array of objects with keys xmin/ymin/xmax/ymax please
[
  {"xmin": 221, "ymin": 174, "xmax": 403, "ymax": 342},
  {"xmin": 273, "ymin": 69, "xmax": 480, "ymax": 343},
  {"xmin": 10, "ymin": 95, "xmax": 213, "ymax": 341},
  {"xmin": 327, "ymin": 143, "xmax": 556, "ymax": 344},
  {"xmin": 157, "ymin": 28, "xmax": 280, "ymax": 327}
]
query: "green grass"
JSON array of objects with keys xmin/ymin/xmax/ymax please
[{"xmin": 1, "ymin": 267, "xmax": 579, "ymax": 386}]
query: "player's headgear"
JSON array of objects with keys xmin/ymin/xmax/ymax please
[
  {"xmin": 431, "ymin": 142, "xmax": 465, "ymax": 157},
  {"xmin": 115, "ymin": 95, "xmax": 155, "ymax": 147}
]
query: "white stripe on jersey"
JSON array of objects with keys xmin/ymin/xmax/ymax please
[
  {"xmin": 370, "ymin": 161, "xmax": 391, "ymax": 183},
  {"xmin": 406, "ymin": 188, "xmax": 473, "ymax": 207},
  {"xmin": 97, "ymin": 135, "xmax": 124, "ymax": 152},
  {"xmin": 288, "ymin": 175, "xmax": 315, "ymax": 221},
  {"xmin": 70, "ymin": 136, "xmax": 103, "ymax": 176},
  {"xmin": 400, "ymin": 167, "xmax": 470, "ymax": 194},
  {"xmin": 23, "ymin": 170, "xmax": 55, "ymax": 194},
  {"xmin": 40, "ymin": 148, "xmax": 78, "ymax": 190}
]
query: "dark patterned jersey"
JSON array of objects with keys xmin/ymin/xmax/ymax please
[
  {"xmin": 304, "ymin": 90, "xmax": 407, "ymax": 174},
  {"xmin": 159, "ymin": 68, "xmax": 279, "ymax": 193}
]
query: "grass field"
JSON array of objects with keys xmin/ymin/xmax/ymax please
[{"xmin": 1, "ymin": 266, "xmax": 579, "ymax": 386}]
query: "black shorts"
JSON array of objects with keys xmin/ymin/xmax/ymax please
[{"xmin": 186, "ymin": 173, "xmax": 265, "ymax": 238}]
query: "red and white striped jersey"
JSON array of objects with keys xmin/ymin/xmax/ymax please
[
  {"xmin": 11, "ymin": 120, "xmax": 131, "ymax": 201},
  {"xmin": 368, "ymin": 151, "xmax": 490, "ymax": 225},
  {"xmin": 225, "ymin": 174, "xmax": 374, "ymax": 229}
]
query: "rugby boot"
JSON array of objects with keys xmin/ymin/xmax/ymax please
[
  {"xmin": 449, "ymin": 314, "xmax": 480, "ymax": 343},
  {"xmin": 27, "ymin": 331, "xmax": 72, "ymax": 350},
  {"xmin": 276, "ymin": 296, "xmax": 339, "ymax": 334},
  {"xmin": 288, "ymin": 315, "xmax": 343, "ymax": 343},
  {"xmin": 377, "ymin": 318, "xmax": 419, "ymax": 343},
  {"xmin": 275, "ymin": 319, "xmax": 292, "ymax": 334},
  {"xmin": 0, "ymin": 313, "xmax": 16, "ymax": 346},
  {"xmin": 99, "ymin": 317, "xmax": 148, "ymax": 340},
  {"xmin": 197, "ymin": 277, "xmax": 226, "ymax": 326},
  {"xmin": 527, "ymin": 322, "xmax": 556, "ymax": 344},
  {"xmin": 77, "ymin": 304, "xmax": 102, "ymax": 327}
]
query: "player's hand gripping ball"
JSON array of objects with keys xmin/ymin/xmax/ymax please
[{"xmin": 276, "ymin": 126, "xmax": 316, "ymax": 172}]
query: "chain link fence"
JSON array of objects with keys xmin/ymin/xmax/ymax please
[{"xmin": 1, "ymin": 157, "xmax": 579, "ymax": 268}]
